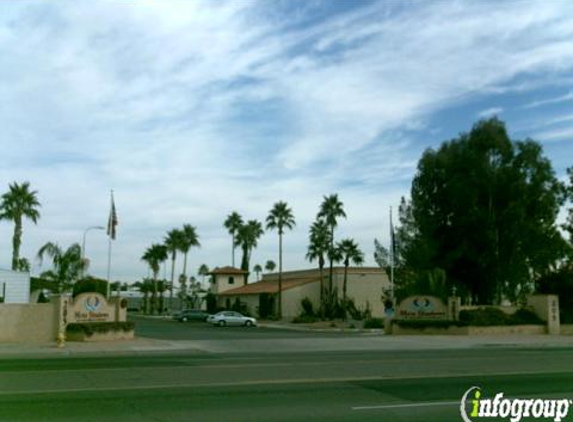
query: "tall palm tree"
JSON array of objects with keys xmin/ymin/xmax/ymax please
[
  {"xmin": 0, "ymin": 182, "xmax": 41, "ymax": 270},
  {"xmin": 165, "ymin": 228, "xmax": 185, "ymax": 310},
  {"xmin": 317, "ymin": 194, "xmax": 346, "ymax": 305},
  {"xmin": 265, "ymin": 260, "xmax": 276, "ymax": 273},
  {"xmin": 336, "ymin": 238, "xmax": 364, "ymax": 320},
  {"xmin": 253, "ymin": 264, "xmax": 263, "ymax": 281},
  {"xmin": 198, "ymin": 263, "xmax": 210, "ymax": 285},
  {"xmin": 141, "ymin": 243, "xmax": 168, "ymax": 314},
  {"xmin": 306, "ymin": 218, "xmax": 331, "ymax": 310},
  {"xmin": 180, "ymin": 224, "xmax": 200, "ymax": 281},
  {"xmin": 235, "ymin": 220, "xmax": 264, "ymax": 276},
  {"xmin": 224, "ymin": 212, "xmax": 243, "ymax": 267},
  {"xmin": 37, "ymin": 242, "xmax": 87, "ymax": 293},
  {"xmin": 266, "ymin": 201, "xmax": 295, "ymax": 318},
  {"xmin": 134, "ymin": 279, "xmax": 154, "ymax": 314}
]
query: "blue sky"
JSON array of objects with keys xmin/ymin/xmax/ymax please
[{"xmin": 0, "ymin": 0, "xmax": 572, "ymax": 283}]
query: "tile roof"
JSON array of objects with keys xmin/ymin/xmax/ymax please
[
  {"xmin": 219, "ymin": 277, "xmax": 319, "ymax": 296},
  {"xmin": 210, "ymin": 266, "xmax": 248, "ymax": 275}
]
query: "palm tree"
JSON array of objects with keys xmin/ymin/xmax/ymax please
[
  {"xmin": 317, "ymin": 194, "xmax": 346, "ymax": 305},
  {"xmin": 0, "ymin": 182, "xmax": 41, "ymax": 270},
  {"xmin": 235, "ymin": 220, "xmax": 264, "ymax": 276},
  {"xmin": 224, "ymin": 212, "xmax": 243, "ymax": 267},
  {"xmin": 180, "ymin": 224, "xmax": 200, "ymax": 282},
  {"xmin": 336, "ymin": 238, "xmax": 364, "ymax": 320},
  {"xmin": 253, "ymin": 264, "xmax": 263, "ymax": 281},
  {"xmin": 165, "ymin": 228, "xmax": 185, "ymax": 310},
  {"xmin": 265, "ymin": 260, "xmax": 276, "ymax": 273},
  {"xmin": 198, "ymin": 263, "xmax": 210, "ymax": 285},
  {"xmin": 306, "ymin": 219, "xmax": 331, "ymax": 311},
  {"xmin": 37, "ymin": 242, "xmax": 87, "ymax": 293},
  {"xmin": 15, "ymin": 257, "xmax": 31, "ymax": 272},
  {"xmin": 266, "ymin": 201, "xmax": 295, "ymax": 318},
  {"xmin": 141, "ymin": 243, "xmax": 168, "ymax": 314},
  {"xmin": 134, "ymin": 279, "xmax": 154, "ymax": 314}
]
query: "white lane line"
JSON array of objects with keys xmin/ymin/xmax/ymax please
[{"xmin": 352, "ymin": 401, "xmax": 459, "ymax": 411}]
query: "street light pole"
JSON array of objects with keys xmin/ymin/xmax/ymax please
[{"xmin": 81, "ymin": 225, "xmax": 105, "ymax": 279}]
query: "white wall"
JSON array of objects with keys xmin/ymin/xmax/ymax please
[{"xmin": 0, "ymin": 269, "xmax": 30, "ymax": 304}]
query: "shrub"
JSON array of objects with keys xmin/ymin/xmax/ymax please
[
  {"xmin": 459, "ymin": 307, "xmax": 510, "ymax": 326},
  {"xmin": 205, "ymin": 292, "xmax": 217, "ymax": 314},
  {"xmin": 73, "ymin": 277, "xmax": 108, "ymax": 298},
  {"xmin": 363, "ymin": 318, "xmax": 384, "ymax": 329},
  {"xmin": 509, "ymin": 308, "xmax": 543, "ymax": 325},
  {"xmin": 394, "ymin": 319, "xmax": 467, "ymax": 329},
  {"xmin": 292, "ymin": 315, "xmax": 319, "ymax": 323},
  {"xmin": 459, "ymin": 307, "xmax": 544, "ymax": 326},
  {"xmin": 66, "ymin": 322, "xmax": 135, "ymax": 337},
  {"xmin": 301, "ymin": 297, "xmax": 314, "ymax": 317}
]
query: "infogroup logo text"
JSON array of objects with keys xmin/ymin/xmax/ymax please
[{"xmin": 460, "ymin": 387, "xmax": 572, "ymax": 422}]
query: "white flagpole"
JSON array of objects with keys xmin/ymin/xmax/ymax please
[
  {"xmin": 390, "ymin": 206, "xmax": 394, "ymax": 301},
  {"xmin": 106, "ymin": 190, "xmax": 113, "ymax": 299}
]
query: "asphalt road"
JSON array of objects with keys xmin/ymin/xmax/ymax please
[
  {"xmin": 130, "ymin": 314, "xmax": 355, "ymax": 340},
  {"xmin": 1, "ymin": 348, "xmax": 572, "ymax": 421}
]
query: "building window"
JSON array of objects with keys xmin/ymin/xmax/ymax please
[{"xmin": 228, "ymin": 276, "xmax": 234, "ymax": 284}]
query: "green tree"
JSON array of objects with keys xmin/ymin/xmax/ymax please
[
  {"xmin": 224, "ymin": 212, "xmax": 243, "ymax": 267},
  {"xmin": 266, "ymin": 201, "xmax": 296, "ymax": 318},
  {"xmin": 265, "ymin": 260, "xmax": 276, "ymax": 273},
  {"xmin": 141, "ymin": 243, "xmax": 168, "ymax": 314},
  {"xmin": 306, "ymin": 218, "xmax": 331, "ymax": 310},
  {"xmin": 165, "ymin": 228, "xmax": 185, "ymax": 310},
  {"xmin": 0, "ymin": 182, "xmax": 41, "ymax": 270},
  {"xmin": 253, "ymin": 264, "xmax": 263, "ymax": 281},
  {"xmin": 235, "ymin": 220, "xmax": 264, "ymax": 277},
  {"xmin": 317, "ymin": 194, "xmax": 346, "ymax": 308},
  {"xmin": 336, "ymin": 238, "xmax": 364, "ymax": 319},
  {"xmin": 15, "ymin": 257, "xmax": 31, "ymax": 272},
  {"xmin": 37, "ymin": 242, "xmax": 86, "ymax": 293},
  {"xmin": 180, "ymin": 224, "xmax": 200, "ymax": 282},
  {"xmin": 406, "ymin": 118, "xmax": 567, "ymax": 304}
]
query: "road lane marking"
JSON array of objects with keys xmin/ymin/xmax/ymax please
[
  {"xmin": 1, "ymin": 369, "xmax": 571, "ymax": 396},
  {"xmin": 352, "ymin": 401, "xmax": 459, "ymax": 411}
]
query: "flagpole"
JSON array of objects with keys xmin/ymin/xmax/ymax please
[
  {"xmin": 390, "ymin": 206, "xmax": 394, "ymax": 301},
  {"xmin": 106, "ymin": 189, "xmax": 115, "ymax": 299}
]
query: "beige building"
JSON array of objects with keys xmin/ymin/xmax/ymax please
[{"xmin": 216, "ymin": 267, "xmax": 390, "ymax": 319}]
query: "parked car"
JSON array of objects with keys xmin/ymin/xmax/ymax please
[
  {"xmin": 173, "ymin": 309, "xmax": 210, "ymax": 322},
  {"xmin": 207, "ymin": 311, "xmax": 257, "ymax": 327}
]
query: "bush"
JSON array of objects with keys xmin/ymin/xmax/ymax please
[
  {"xmin": 66, "ymin": 322, "xmax": 135, "ymax": 337},
  {"xmin": 301, "ymin": 297, "xmax": 314, "ymax": 317},
  {"xmin": 394, "ymin": 319, "xmax": 467, "ymax": 329},
  {"xmin": 459, "ymin": 308, "xmax": 509, "ymax": 326},
  {"xmin": 73, "ymin": 277, "xmax": 108, "ymax": 298},
  {"xmin": 363, "ymin": 318, "xmax": 384, "ymax": 329},
  {"xmin": 459, "ymin": 307, "xmax": 544, "ymax": 326},
  {"xmin": 292, "ymin": 315, "xmax": 319, "ymax": 324},
  {"xmin": 509, "ymin": 308, "xmax": 543, "ymax": 325}
]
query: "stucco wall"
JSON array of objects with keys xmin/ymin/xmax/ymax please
[
  {"xmin": 331, "ymin": 273, "xmax": 387, "ymax": 318},
  {"xmin": 0, "ymin": 303, "xmax": 57, "ymax": 342},
  {"xmin": 282, "ymin": 282, "xmax": 321, "ymax": 318},
  {"xmin": 214, "ymin": 274, "xmax": 245, "ymax": 294}
]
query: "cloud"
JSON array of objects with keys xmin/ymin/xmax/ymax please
[
  {"xmin": 1, "ymin": 1, "xmax": 572, "ymax": 280},
  {"xmin": 477, "ymin": 107, "xmax": 504, "ymax": 118},
  {"xmin": 523, "ymin": 91, "xmax": 573, "ymax": 109}
]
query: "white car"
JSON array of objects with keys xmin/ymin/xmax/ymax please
[{"xmin": 208, "ymin": 311, "xmax": 257, "ymax": 327}]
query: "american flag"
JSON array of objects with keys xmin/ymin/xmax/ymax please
[{"xmin": 107, "ymin": 192, "xmax": 118, "ymax": 240}]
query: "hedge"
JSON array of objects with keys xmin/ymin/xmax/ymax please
[
  {"xmin": 66, "ymin": 322, "xmax": 135, "ymax": 337},
  {"xmin": 458, "ymin": 307, "xmax": 543, "ymax": 326},
  {"xmin": 393, "ymin": 319, "xmax": 468, "ymax": 329}
]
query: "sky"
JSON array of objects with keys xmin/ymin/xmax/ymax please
[{"xmin": 0, "ymin": 0, "xmax": 572, "ymax": 284}]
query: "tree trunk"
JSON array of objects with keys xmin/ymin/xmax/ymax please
[
  {"xmin": 12, "ymin": 218, "xmax": 22, "ymax": 271},
  {"xmin": 278, "ymin": 233, "xmax": 283, "ymax": 319},
  {"xmin": 328, "ymin": 226, "xmax": 334, "ymax": 316},
  {"xmin": 319, "ymin": 260, "xmax": 324, "ymax": 318},
  {"xmin": 170, "ymin": 253, "xmax": 176, "ymax": 311},
  {"xmin": 232, "ymin": 234, "xmax": 235, "ymax": 267},
  {"xmin": 183, "ymin": 251, "xmax": 188, "ymax": 281},
  {"xmin": 343, "ymin": 262, "xmax": 348, "ymax": 321},
  {"xmin": 152, "ymin": 271, "xmax": 158, "ymax": 315}
]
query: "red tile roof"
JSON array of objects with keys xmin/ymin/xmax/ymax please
[
  {"xmin": 210, "ymin": 266, "xmax": 248, "ymax": 275},
  {"xmin": 219, "ymin": 277, "xmax": 319, "ymax": 296}
]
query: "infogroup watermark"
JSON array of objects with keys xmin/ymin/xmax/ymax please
[{"xmin": 460, "ymin": 387, "xmax": 572, "ymax": 422}]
